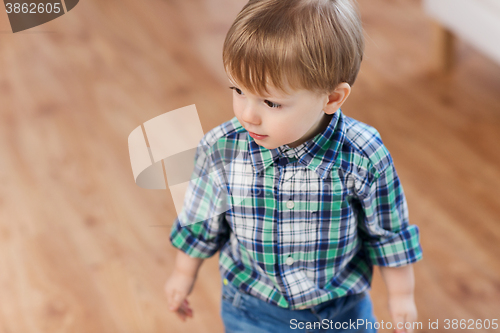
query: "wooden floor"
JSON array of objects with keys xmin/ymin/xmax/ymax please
[{"xmin": 1, "ymin": 0, "xmax": 499, "ymax": 332}]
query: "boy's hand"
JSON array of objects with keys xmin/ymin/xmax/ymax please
[
  {"xmin": 164, "ymin": 269, "xmax": 196, "ymax": 321},
  {"xmin": 387, "ymin": 293, "xmax": 418, "ymax": 333}
]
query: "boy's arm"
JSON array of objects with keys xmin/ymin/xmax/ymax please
[
  {"xmin": 165, "ymin": 138, "xmax": 231, "ymax": 320},
  {"xmin": 379, "ymin": 264, "xmax": 415, "ymax": 296},
  {"xmin": 174, "ymin": 249, "xmax": 204, "ymax": 278},
  {"xmin": 379, "ymin": 265, "xmax": 417, "ymax": 333},
  {"xmin": 165, "ymin": 250, "xmax": 205, "ymax": 321},
  {"xmin": 354, "ymin": 144, "xmax": 422, "ymax": 332}
]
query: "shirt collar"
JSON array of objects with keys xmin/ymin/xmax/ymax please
[{"xmin": 247, "ymin": 109, "xmax": 345, "ymax": 180}]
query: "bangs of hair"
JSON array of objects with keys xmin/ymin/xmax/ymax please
[{"xmin": 223, "ymin": 0, "xmax": 364, "ymax": 97}]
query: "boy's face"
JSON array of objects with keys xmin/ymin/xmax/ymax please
[{"xmin": 229, "ymin": 79, "xmax": 340, "ymax": 150}]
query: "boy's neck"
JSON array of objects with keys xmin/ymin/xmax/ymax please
[{"xmin": 287, "ymin": 112, "xmax": 334, "ymax": 148}]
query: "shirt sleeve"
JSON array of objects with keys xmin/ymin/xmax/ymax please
[
  {"xmin": 169, "ymin": 140, "xmax": 231, "ymax": 259},
  {"xmin": 356, "ymin": 157, "xmax": 423, "ymax": 267}
]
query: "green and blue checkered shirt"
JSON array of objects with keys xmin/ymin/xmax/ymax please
[{"xmin": 169, "ymin": 109, "xmax": 423, "ymax": 310}]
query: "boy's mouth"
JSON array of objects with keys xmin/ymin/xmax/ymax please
[{"xmin": 248, "ymin": 131, "xmax": 268, "ymax": 140}]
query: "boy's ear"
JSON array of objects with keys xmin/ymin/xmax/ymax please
[{"xmin": 323, "ymin": 83, "xmax": 351, "ymax": 115}]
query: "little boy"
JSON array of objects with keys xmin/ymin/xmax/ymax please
[{"xmin": 165, "ymin": 0, "xmax": 423, "ymax": 332}]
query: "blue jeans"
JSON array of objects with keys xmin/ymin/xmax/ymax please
[{"xmin": 220, "ymin": 280, "xmax": 378, "ymax": 333}]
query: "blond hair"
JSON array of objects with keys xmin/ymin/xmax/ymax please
[{"xmin": 223, "ymin": 0, "xmax": 364, "ymax": 96}]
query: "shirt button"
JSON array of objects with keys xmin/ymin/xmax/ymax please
[
  {"xmin": 286, "ymin": 200, "xmax": 295, "ymax": 209},
  {"xmin": 285, "ymin": 256, "xmax": 294, "ymax": 266}
]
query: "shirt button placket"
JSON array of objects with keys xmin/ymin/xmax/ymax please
[{"xmin": 278, "ymin": 157, "xmax": 296, "ymax": 299}]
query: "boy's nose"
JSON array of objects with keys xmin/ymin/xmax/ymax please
[{"xmin": 241, "ymin": 104, "xmax": 261, "ymax": 126}]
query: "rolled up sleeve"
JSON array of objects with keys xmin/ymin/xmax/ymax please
[
  {"xmin": 357, "ymin": 160, "xmax": 423, "ymax": 267},
  {"xmin": 169, "ymin": 140, "xmax": 231, "ymax": 259}
]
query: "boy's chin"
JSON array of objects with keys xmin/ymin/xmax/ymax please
[
  {"xmin": 255, "ymin": 141, "xmax": 278, "ymax": 150},
  {"xmin": 255, "ymin": 142, "xmax": 270, "ymax": 149},
  {"xmin": 253, "ymin": 138, "xmax": 291, "ymax": 150}
]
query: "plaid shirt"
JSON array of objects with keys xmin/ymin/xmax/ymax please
[{"xmin": 169, "ymin": 109, "xmax": 423, "ymax": 310}]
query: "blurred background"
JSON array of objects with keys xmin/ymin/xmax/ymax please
[{"xmin": 1, "ymin": 0, "xmax": 499, "ymax": 332}]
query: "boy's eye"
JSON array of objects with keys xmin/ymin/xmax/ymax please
[
  {"xmin": 264, "ymin": 100, "xmax": 281, "ymax": 108},
  {"xmin": 229, "ymin": 86, "xmax": 243, "ymax": 95},
  {"xmin": 230, "ymin": 86, "xmax": 281, "ymax": 108}
]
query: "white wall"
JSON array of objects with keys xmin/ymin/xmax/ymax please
[{"xmin": 424, "ymin": 0, "xmax": 500, "ymax": 65}]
